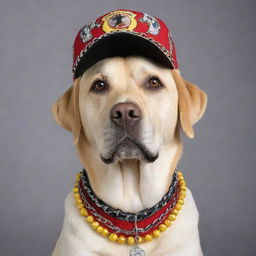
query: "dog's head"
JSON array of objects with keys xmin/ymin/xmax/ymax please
[{"xmin": 52, "ymin": 55, "xmax": 207, "ymax": 164}]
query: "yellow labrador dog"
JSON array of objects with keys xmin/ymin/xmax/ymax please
[{"xmin": 51, "ymin": 55, "xmax": 207, "ymax": 256}]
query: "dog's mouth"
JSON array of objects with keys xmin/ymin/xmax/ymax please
[{"xmin": 100, "ymin": 136, "xmax": 158, "ymax": 164}]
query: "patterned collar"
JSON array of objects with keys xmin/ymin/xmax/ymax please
[{"xmin": 76, "ymin": 168, "xmax": 183, "ymax": 240}]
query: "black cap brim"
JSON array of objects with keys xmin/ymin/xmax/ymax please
[{"xmin": 74, "ymin": 32, "xmax": 174, "ymax": 78}]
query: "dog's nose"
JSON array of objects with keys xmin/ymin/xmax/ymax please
[{"xmin": 110, "ymin": 102, "xmax": 141, "ymax": 127}]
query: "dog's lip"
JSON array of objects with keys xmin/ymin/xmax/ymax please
[{"xmin": 100, "ymin": 136, "xmax": 159, "ymax": 164}]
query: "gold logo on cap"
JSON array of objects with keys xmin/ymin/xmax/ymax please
[{"xmin": 102, "ymin": 11, "xmax": 137, "ymax": 32}]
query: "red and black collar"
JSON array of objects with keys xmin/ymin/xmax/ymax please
[{"xmin": 77, "ymin": 168, "xmax": 181, "ymax": 238}]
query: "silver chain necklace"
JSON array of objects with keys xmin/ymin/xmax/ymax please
[{"xmin": 129, "ymin": 215, "xmax": 145, "ymax": 256}]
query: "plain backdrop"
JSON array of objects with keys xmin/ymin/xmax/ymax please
[{"xmin": 0, "ymin": 0, "xmax": 256, "ymax": 255}]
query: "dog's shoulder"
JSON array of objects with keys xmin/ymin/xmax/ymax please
[{"xmin": 152, "ymin": 188, "xmax": 202, "ymax": 255}]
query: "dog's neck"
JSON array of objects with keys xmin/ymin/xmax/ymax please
[{"xmin": 76, "ymin": 133, "xmax": 182, "ymax": 212}]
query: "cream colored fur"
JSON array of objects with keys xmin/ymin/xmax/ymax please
[{"xmin": 51, "ymin": 56, "xmax": 207, "ymax": 256}]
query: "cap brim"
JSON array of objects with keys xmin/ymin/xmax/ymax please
[{"xmin": 74, "ymin": 32, "xmax": 174, "ymax": 78}]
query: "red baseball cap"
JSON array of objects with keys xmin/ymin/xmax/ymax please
[{"xmin": 73, "ymin": 9, "xmax": 178, "ymax": 79}]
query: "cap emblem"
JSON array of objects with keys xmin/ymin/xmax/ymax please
[
  {"xmin": 140, "ymin": 13, "xmax": 160, "ymax": 35},
  {"xmin": 102, "ymin": 10, "xmax": 137, "ymax": 32},
  {"xmin": 80, "ymin": 21, "xmax": 100, "ymax": 43}
]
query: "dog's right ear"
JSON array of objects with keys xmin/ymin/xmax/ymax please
[{"xmin": 51, "ymin": 78, "xmax": 81, "ymax": 144}]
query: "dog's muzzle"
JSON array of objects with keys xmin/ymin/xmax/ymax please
[{"xmin": 101, "ymin": 102, "xmax": 158, "ymax": 164}]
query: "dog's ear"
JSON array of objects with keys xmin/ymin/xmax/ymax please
[
  {"xmin": 51, "ymin": 78, "xmax": 81, "ymax": 144},
  {"xmin": 172, "ymin": 70, "xmax": 207, "ymax": 139}
]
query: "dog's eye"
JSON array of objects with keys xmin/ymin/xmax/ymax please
[
  {"xmin": 90, "ymin": 80, "xmax": 108, "ymax": 93},
  {"xmin": 146, "ymin": 77, "xmax": 163, "ymax": 90}
]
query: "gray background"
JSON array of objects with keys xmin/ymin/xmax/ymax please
[{"xmin": 0, "ymin": 0, "xmax": 255, "ymax": 255}]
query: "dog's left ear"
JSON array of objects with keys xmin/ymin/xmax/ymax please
[
  {"xmin": 51, "ymin": 78, "xmax": 81, "ymax": 144},
  {"xmin": 172, "ymin": 70, "xmax": 207, "ymax": 139}
]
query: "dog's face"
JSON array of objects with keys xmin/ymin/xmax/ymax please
[
  {"xmin": 52, "ymin": 56, "xmax": 207, "ymax": 164},
  {"xmin": 78, "ymin": 56, "xmax": 178, "ymax": 163}
]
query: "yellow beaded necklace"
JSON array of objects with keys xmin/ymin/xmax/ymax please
[{"xmin": 73, "ymin": 170, "xmax": 186, "ymax": 245}]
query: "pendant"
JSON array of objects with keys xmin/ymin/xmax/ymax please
[{"xmin": 130, "ymin": 247, "xmax": 145, "ymax": 256}]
